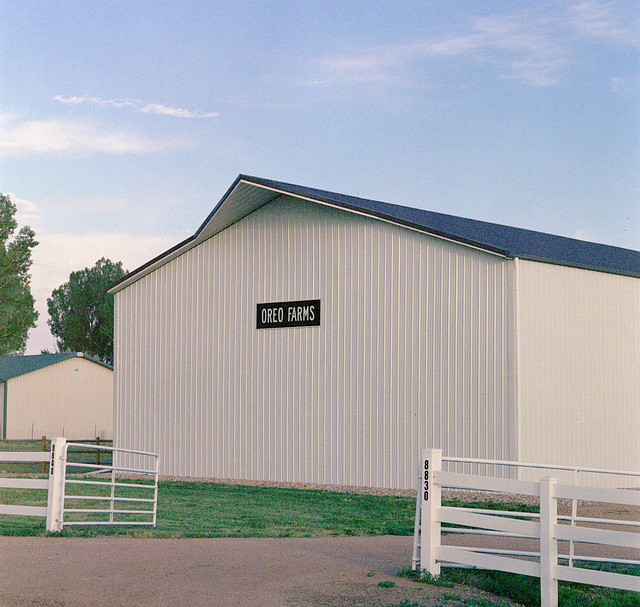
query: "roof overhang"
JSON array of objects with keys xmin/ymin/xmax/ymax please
[
  {"xmin": 110, "ymin": 177, "xmax": 282, "ymax": 293},
  {"xmin": 110, "ymin": 175, "xmax": 511, "ymax": 294}
]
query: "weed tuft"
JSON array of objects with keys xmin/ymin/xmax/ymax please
[
  {"xmin": 398, "ymin": 567, "xmax": 455, "ymax": 587},
  {"xmin": 463, "ymin": 599, "xmax": 510, "ymax": 606}
]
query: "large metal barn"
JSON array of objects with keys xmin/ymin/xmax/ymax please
[{"xmin": 110, "ymin": 175, "xmax": 639, "ymax": 489}]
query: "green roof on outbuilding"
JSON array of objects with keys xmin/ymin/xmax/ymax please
[{"xmin": 0, "ymin": 353, "xmax": 112, "ymax": 381}]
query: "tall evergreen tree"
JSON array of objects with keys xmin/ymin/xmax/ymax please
[{"xmin": 0, "ymin": 193, "xmax": 38, "ymax": 355}]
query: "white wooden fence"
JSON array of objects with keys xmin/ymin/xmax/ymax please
[
  {"xmin": 414, "ymin": 448, "xmax": 640, "ymax": 607},
  {"xmin": 0, "ymin": 437, "xmax": 158, "ymax": 531},
  {"xmin": 0, "ymin": 450, "xmax": 50, "ymax": 522}
]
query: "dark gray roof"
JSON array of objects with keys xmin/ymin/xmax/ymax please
[
  {"xmin": 112, "ymin": 175, "xmax": 640, "ymax": 292},
  {"xmin": 0, "ymin": 353, "xmax": 112, "ymax": 381},
  {"xmin": 235, "ymin": 176, "xmax": 640, "ymax": 278}
]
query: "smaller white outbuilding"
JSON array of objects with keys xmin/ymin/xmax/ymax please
[{"xmin": 0, "ymin": 352, "xmax": 113, "ymax": 440}]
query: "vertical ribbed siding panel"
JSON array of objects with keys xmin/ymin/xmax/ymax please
[
  {"xmin": 114, "ymin": 195, "xmax": 515, "ymax": 488},
  {"xmin": 517, "ymin": 261, "xmax": 640, "ymax": 484}
]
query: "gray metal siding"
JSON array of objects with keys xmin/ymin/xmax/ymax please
[
  {"xmin": 517, "ymin": 260, "xmax": 640, "ymax": 482},
  {"xmin": 114, "ymin": 195, "xmax": 515, "ymax": 488}
]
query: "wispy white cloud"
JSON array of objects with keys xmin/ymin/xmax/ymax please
[
  {"xmin": 54, "ymin": 95, "xmax": 220, "ymax": 118},
  {"xmin": 610, "ymin": 75, "xmax": 640, "ymax": 96},
  {"xmin": 568, "ymin": 1, "xmax": 639, "ymax": 45},
  {"xmin": 315, "ymin": 1, "xmax": 638, "ymax": 90},
  {"xmin": 0, "ymin": 113, "xmax": 181, "ymax": 156}
]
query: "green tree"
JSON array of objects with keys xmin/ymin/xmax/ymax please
[
  {"xmin": 0, "ymin": 193, "xmax": 38, "ymax": 355},
  {"xmin": 47, "ymin": 258, "xmax": 126, "ymax": 365}
]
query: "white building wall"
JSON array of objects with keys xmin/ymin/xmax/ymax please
[
  {"xmin": 517, "ymin": 260, "xmax": 640, "ymax": 485},
  {"xmin": 114, "ymin": 195, "xmax": 516, "ymax": 489},
  {"xmin": 6, "ymin": 356, "xmax": 113, "ymax": 440}
]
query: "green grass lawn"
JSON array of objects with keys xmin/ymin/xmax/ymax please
[
  {"xmin": 156, "ymin": 481, "xmax": 416, "ymax": 538},
  {"xmin": 0, "ymin": 479, "xmax": 416, "ymax": 537},
  {"xmin": 1, "ymin": 440, "xmax": 415, "ymax": 537}
]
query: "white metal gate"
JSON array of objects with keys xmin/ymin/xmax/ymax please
[{"xmin": 1, "ymin": 437, "xmax": 158, "ymax": 532}]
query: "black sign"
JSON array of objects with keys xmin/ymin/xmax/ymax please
[{"xmin": 257, "ymin": 299, "xmax": 321, "ymax": 329}]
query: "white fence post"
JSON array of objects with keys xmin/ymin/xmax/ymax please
[
  {"xmin": 420, "ymin": 448, "xmax": 442, "ymax": 576},
  {"xmin": 540, "ymin": 476, "xmax": 558, "ymax": 607},
  {"xmin": 46, "ymin": 437, "xmax": 67, "ymax": 532}
]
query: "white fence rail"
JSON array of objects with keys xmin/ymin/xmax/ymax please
[
  {"xmin": 414, "ymin": 448, "xmax": 640, "ymax": 607},
  {"xmin": 0, "ymin": 437, "xmax": 158, "ymax": 532},
  {"xmin": 0, "ymin": 451, "xmax": 50, "ymax": 520}
]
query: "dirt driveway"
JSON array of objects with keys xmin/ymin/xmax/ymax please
[
  {"xmin": 1, "ymin": 500, "xmax": 637, "ymax": 606},
  {"xmin": 0, "ymin": 535, "xmax": 520, "ymax": 607}
]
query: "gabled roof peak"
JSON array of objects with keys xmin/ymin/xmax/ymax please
[{"xmin": 110, "ymin": 175, "xmax": 640, "ymax": 293}]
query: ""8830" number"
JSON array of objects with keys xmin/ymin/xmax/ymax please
[{"xmin": 423, "ymin": 459, "xmax": 429, "ymax": 501}]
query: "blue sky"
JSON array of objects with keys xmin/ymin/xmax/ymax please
[{"xmin": 1, "ymin": 0, "xmax": 638, "ymax": 354}]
